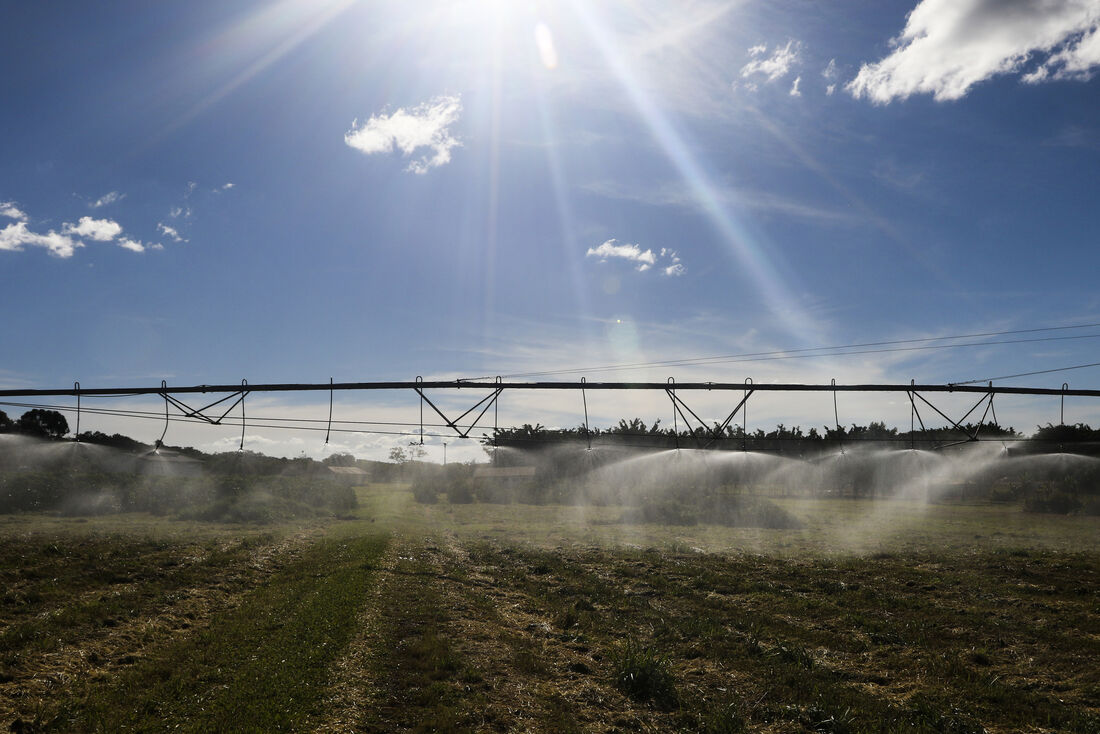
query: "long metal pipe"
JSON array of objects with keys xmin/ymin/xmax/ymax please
[{"xmin": 1, "ymin": 380, "xmax": 1098, "ymax": 398}]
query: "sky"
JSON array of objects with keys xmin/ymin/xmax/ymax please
[{"xmin": 2, "ymin": 0, "xmax": 1100, "ymax": 462}]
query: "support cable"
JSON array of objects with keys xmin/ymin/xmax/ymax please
[
  {"xmin": 465, "ymin": 326, "xmax": 1100, "ymax": 381},
  {"xmin": 581, "ymin": 377, "xmax": 591, "ymax": 451},
  {"xmin": 325, "ymin": 377, "xmax": 334, "ymax": 446},
  {"xmin": 74, "ymin": 381, "xmax": 81, "ymax": 440},
  {"xmin": 743, "ymin": 378, "xmax": 752, "ymax": 451},
  {"xmin": 833, "ymin": 378, "xmax": 843, "ymax": 455},
  {"xmin": 417, "ymin": 376, "xmax": 424, "ymax": 445},
  {"xmin": 157, "ymin": 380, "xmax": 169, "ymax": 449},
  {"xmin": 239, "ymin": 379, "xmax": 247, "ymax": 452},
  {"xmin": 668, "ymin": 378, "xmax": 679, "ymax": 450}
]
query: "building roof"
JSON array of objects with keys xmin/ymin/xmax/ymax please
[
  {"xmin": 327, "ymin": 466, "xmax": 370, "ymax": 476},
  {"xmin": 474, "ymin": 466, "xmax": 536, "ymax": 479},
  {"xmin": 140, "ymin": 449, "xmax": 203, "ymax": 465}
]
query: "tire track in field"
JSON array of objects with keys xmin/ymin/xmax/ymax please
[
  {"xmin": 437, "ymin": 535, "xmax": 659, "ymax": 733},
  {"xmin": 311, "ymin": 532, "xmax": 406, "ymax": 732},
  {"xmin": 0, "ymin": 529, "xmax": 319, "ymax": 731}
]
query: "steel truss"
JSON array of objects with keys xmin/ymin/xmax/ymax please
[{"xmin": 2, "ymin": 379, "xmax": 1097, "ymax": 448}]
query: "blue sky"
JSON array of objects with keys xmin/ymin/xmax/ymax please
[{"xmin": 3, "ymin": 0, "xmax": 1100, "ymax": 460}]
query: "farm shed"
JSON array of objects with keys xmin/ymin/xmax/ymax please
[
  {"xmin": 326, "ymin": 465, "xmax": 371, "ymax": 486},
  {"xmin": 473, "ymin": 465, "xmax": 536, "ymax": 487}
]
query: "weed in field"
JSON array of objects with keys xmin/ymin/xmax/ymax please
[
  {"xmin": 701, "ymin": 701, "xmax": 747, "ymax": 733},
  {"xmin": 611, "ymin": 640, "xmax": 678, "ymax": 710}
]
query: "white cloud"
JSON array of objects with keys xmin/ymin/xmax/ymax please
[
  {"xmin": 222, "ymin": 182, "xmax": 235, "ymax": 189},
  {"xmin": 0, "ymin": 201, "xmax": 27, "ymax": 221},
  {"xmin": 63, "ymin": 216, "xmax": 122, "ymax": 242},
  {"xmin": 157, "ymin": 223, "xmax": 184, "ymax": 242},
  {"xmin": 660, "ymin": 248, "xmax": 686, "ymax": 277},
  {"xmin": 90, "ymin": 191, "xmax": 125, "ymax": 209},
  {"xmin": 1024, "ymin": 21, "xmax": 1100, "ymax": 82},
  {"xmin": 587, "ymin": 239, "xmax": 657, "ymax": 271},
  {"xmin": 0, "ymin": 221, "xmax": 83, "ymax": 258},
  {"xmin": 587, "ymin": 240, "xmax": 685, "ymax": 276},
  {"xmin": 117, "ymin": 238, "xmax": 146, "ymax": 253},
  {"xmin": 790, "ymin": 76, "xmax": 802, "ymax": 96},
  {"xmin": 345, "ymin": 94, "xmax": 463, "ymax": 174},
  {"xmin": 740, "ymin": 40, "xmax": 801, "ymax": 83},
  {"xmin": 848, "ymin": 0, "xmax": 1100, "ymax": 103},
  {"xmin": 823, "ymin": 59, "xmax": 839, "ymax": 95}
]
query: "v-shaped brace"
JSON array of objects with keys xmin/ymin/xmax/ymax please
[
  {"xmin": 414, "ymin": 382, "xmax": 503, "ymax": 440},
  {"xmin": 908, "ymin": 386, "xmax": 995, "ymax": 449}
]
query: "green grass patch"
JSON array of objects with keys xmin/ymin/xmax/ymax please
[{"xmin": 52, "ymin": 534, "xmax": 388, "ymax": 732}]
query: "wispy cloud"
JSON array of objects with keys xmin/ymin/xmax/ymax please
[
  {"xmin": 822, "ymin": 58, "xmax": 839, "ymax": 95},
  {"xmin": 157, "ymin": 223, "xmax": 185, "ymax": 242},
  {"xmin": 849, "ymin": 0, "xmax": 1100, "ymax": 103},
  {"xmin": 1044, "ymin": 124, "xmax": 1100, "ymax": 150},
  {"xmin": 583, "ymin": 179, "xmax": 856, "ymax": 225},
  {"xmin": 789, "ymin": 76, "xmax": 802, "ymax": 97},
  {"xmin": 740, "ymin": 41, "xmax": 801, "ymax": 85},
  {"xmin": 660, "ymin": 248, "xmax": 685, "ymax": 277},
  {"xmin": 586, "ymin": 239, "xmax": 684, "ymax": 276},
  {"xmin": 0, "ymin": 201, "xmax": 27, "ymax": 221},
  {"xmin": 63, "ymin": 216, "xmax": 122, "ymax": 242},
  {"xmin": 345, "ymin": 94, "xmax": 462, "ymax": 174},
  {"xmin": 90, "ymin": 191, "xmax": 125, "ymax": 209}
]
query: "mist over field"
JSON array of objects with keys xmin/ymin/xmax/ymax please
[{"xmin": 2, "ymin": 406, "xmax": 1099, "ymax": 731}]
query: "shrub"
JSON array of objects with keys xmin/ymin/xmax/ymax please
[
  {"xmin": 410, "ymin": 481, "xmax": 439, "ymax": 504},
  {"xmin": 1024, "ymin": 489, "xmax": 1082, "ymax": 514}
]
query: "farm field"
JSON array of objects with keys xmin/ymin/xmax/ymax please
[{"xmin": 1, "ymin": 486, "xmax": 1097, "ymax": 733}]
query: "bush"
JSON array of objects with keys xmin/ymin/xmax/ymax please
[
  {"xmin": 445, "ymin": 478, "xmax": 474, "ymax": 504},
  {"xmin": 410, "ymin": 481, "xmax": 439, "ymax": 504},
  {"xmin": 620, "ymin": 494, "xmax": 803, "ymax": 530},
  {"xmin": 1024, "ymin": 489, "xmax": 1082, "ymax": 515}
]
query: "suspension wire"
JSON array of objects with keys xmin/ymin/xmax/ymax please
[
  {"xmin": 324, "ymin": 377, "xmax": 334, "ymax": 445},
  {"xmin": 239, "ymin": 379, "xmax": 247, "ymax": 452},
  {"xmin": 832, "ymin": 378, "xmax": 843, "ymax": 455},
  {"xmin": 74, "ymin": 381, "xmax": 81, "ymax": 439},
  {"xmin": 464, "ymin": 324, "xmax": 1100, "ymax": 380},
  {"xmin": 950, "ymin": 360, "xmax": 1100, "ymax": 386},
  {"xmin": 581, "ymin": 377, "xmax": 591, "ymax": 450},
  {"xmin": 157, "ymin": 380, "xmax": 169, "ymax": 449},
  {"xmin": 743, "ymin": 378, "xmax": 751, "ymax": 451},
  {"xmin": 493, "ymin": 376, "xmax": 500, "ymax": 446},
  {"xmin": 5, "ymin": 397, "xmax": 1088, "ymax": 447},
  {"xmin": 0, "ymin": 400, "xmax": 460, "ymax": 430},
  {"xmin": 668, "ymin": 378, "xmax": 679, "ymax": 450},
  {"xmin": 417, "ymin": 376, "xmax": 424, "ymax": 445}
]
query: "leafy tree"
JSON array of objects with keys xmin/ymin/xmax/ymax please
[
  {"xmin": 323, "ymin": 452, "xmax": 357, "ymax": 467},
  {"xmin": 0, "ymin": 409, "xmax": 12, "ymax": 432},
  {"xmin": 388, "ymin": 446, "xmax": 408, "ymax": 464},
  {"xmin": 407, "ymin": 442, "xmax": 427, "ymax": 461},
  {"xmin": 16, "ymin": 409, "xmax": 69, "ymax": 439}
]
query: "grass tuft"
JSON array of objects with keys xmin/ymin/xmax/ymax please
[{"xmin": 611, "ymin": 640, "xmax": 678, "ymax": 710}]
